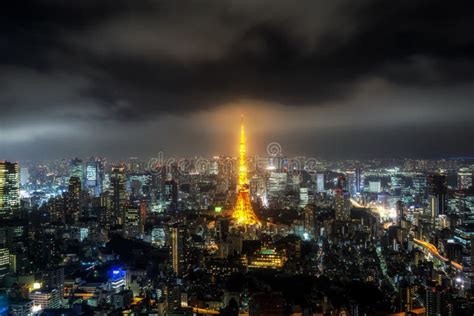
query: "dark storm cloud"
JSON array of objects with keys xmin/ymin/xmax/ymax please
[{"xmin": 1, "ymin": 0, "xmax": 474, "ymax": 159}]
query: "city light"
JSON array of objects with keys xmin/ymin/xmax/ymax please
[{"xmin": 1, "ymin": 3, "xmax": 473, "ymax": 314}]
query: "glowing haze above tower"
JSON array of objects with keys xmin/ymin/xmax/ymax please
[{"xmin": 233, "ymin": 116, "xmax": 260, "ymax": 225}]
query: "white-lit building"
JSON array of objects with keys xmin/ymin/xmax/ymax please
[
  {"xmin": 267, "ymin": 173, "xmax": 287, "ymax": 197},
  {"xmin": 0, "ymin": 248, "xmax": 9, "ymax": 280},
  {"xmin": 299, "ymin": 188, "xmax": 309, "ymax": 208},
  {"xmin": 316, "ymin": 173, "xmax": 325, "ymax": 193},
  {"xmin": 368, "ymin": 180, "xmax": 381, "ymax": 193},
  {"xmin": 29, "ymin": 288, "xmax": 62, "ymax": 311}
]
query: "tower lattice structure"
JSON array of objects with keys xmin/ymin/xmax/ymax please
[{"xmin": 233, "ymin": 117, "xmax": 260, "ymax": 225}]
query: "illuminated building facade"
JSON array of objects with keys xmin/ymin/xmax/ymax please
[
  {"xmin": 458, "ymin": 168, "xmax": 473, "ymax": 190},
  {"xmin": 85, "ymin": 157, "xmax": 105, "ymax": 197},
  {"xmin": 267, "ymin": 172, "xmax": 287, "ymax": 198},
  {"xmin": 111, "ymin": 166, "xmax": 127, "ymax": 224},
  {"xmin": 299, "ymin": 187, "xmax": 309, "ymax": 208},
  {"xmin": 0, "ymin": 161, "xmax": 20, "ymax": 219},
  {"xmin": 69, "ymin": 158, "xmax": 83, "ymax": 179},
  {"xmin": 233, "ymin": 118, "xmax": 260, "ymax": 225},
  {"xmin": 108, "ymin": 268, "xmax": 127, "ymax": 293},
  {"xmin": 316, "ymin": 173, "xmax": 325, "ymax": 193},
  {"xmin": 248, "ymin": 248, "xmax": 286, "ymax": 270},
  {"xmin": 66, "ymin": 176, "xmax": 81, "ymax": 224},
  {"xmin": 334, "ymin": 188, "xmax": 351, "ymax": 221},
  {"xmin": 0, "ymin": 248, "xmax": 9, "ymax": 280},
  {"xmin": 355, "ymin": 166, "xmax": 363, "ymax": 193},
  {"xmin": 164, "ymin": 180, "xmax": 178, "ymax": 212},
  {"xmin": 428, "ymin": 173, "xmax": 448, "ymax": 216},
  {"xmin": 29, "ymin": 288, "xmax": 62, "ymax": 312},
  {"xmin": 123, "ymin": 204, "xmax": 142, "ymax": 238},
  {"xmin": 368, "ymin": 180, "xmax": 381, "ymax": 193},
  {"xmin": 170, "ymin": 225, "xmax": 188, "ymax": 277}
]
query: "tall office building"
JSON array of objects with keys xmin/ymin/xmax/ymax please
[
  {"xmin": 69, "ymin": 158, "xmax": 83, "ymax": 180},
  {"xmin": 99, "ymin": 191, "xmax": 113, "ymax": 229},
  {"xmin": 123, "ymin": 204, "xmax": 142, "ymax": 239},
  {"xmin": 303, "ymin": 205, "xmax": 316, "ymax": 239},
  {"xmin": 111, "ymin": 167, "xmax": 127, "ymax": 225},
  {"xmin": 66, "ymin": 177, "xmax": 81, "ymax": 224},
  {"xmin": 427, "ymin": 173, "xmax": 448, "ymax": 216},
  {"xmin": 20, "ymin": 167, "xmax": 29, "ymax": 187},
  {"xmin": 267, "ymin": 173, "xmax": 287, "ymax": 198},
  {"xmin": 170, "ymin": 225, "xmax": 188, "ymax": 277},
  {"xmin": 346, "ymin": 171, "xmax": 356, "ymax": 195},
  {"xmin": 396, "ymin": 200, "xmax": 404, "ymax": 227},
  {"xmin": 164, "ymin": 180, "xmax": 178, "ymax": 212},
  {"xmin": 458, "ymin": 168, "xmax": 473, "ymax": 190},
  {"xmin": 334, "ymin": 188, "xmax": 351, "ymax": 221},
  {"xmin": 316, "ymin": 173, "xmax": 325, "ymax": 193},
  {"xmin": 355, "ymin": 167, "xmax": 362, "ymax": 193},
  {"xmin": 85, "ymin": 159, "xmax": 97, "ymax": 189},
  {"xmin": 85, "ymin": 157, "xmax": 105, "ymax": 197},
  {"xmin": 299, "ymin": 187, "xmax": 309, "ymax": 208},
  {"xmin": 0, "ymin": 161, "xmax": 20, "ymax": 219},
  {"xmin": 412, "ymin": 174, "xmax": 426, "ymax": 194}
]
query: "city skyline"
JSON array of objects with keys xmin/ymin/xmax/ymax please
[
  {"xmin": 2, "ymin": 1, "xmax": 474, "ymax": 160},
  {"xmin": 2, "ymin": 2, "xmax": 474, "ymax": 314}
]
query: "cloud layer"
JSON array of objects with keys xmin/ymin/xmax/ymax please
[{"xmin": 1, "ymin": 0, "xmax": 474, "ymax": 160}]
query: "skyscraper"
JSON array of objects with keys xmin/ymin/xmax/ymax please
[
  {"xmin": 0, "ymin": 161, "xmax": 20, "ymax": 219},
  {"xmin": 316, "ymin": 173, "xmax": 325, "ymax": 193},
  {"xmin": 233, "ymin": 117, "xmax": 260, "ymax": 225},
  {"xmin": 69, "ymin": 158, "xmax": 83, "ymax": 180},
  {"xmin": 334, "ymin": 188, "xmax": 351, "ymax": 221},
  {"xmin": 303, "ymin": 205, "xmax": 316, "ymax": 239},
  {"xmin": 355, "ymin": 166, "xmax": 362, "ymax": 193},
  {"xmin": 123, "ymin": 204, "xmax": 142, "ymax": 239},
  {"xmin": 458, "ymin": 168, "xmax": 473, "ymax": 190},
  {"xmin": 299, "ymin": 187, "xmax": 309, "ymax": 208},
  {"xmin": 427, "ymin": 173, "xmax": 448, "ymax": 216},
  {"xmin": 170, "ymin": 225, "xmax": 188, "ymax": 277},
  {"xmin": 85, "ymin": 157, "xmax": 105, "ymax": 197},
  {"xmin": 164, "ymin": 180, "xmax": 178, "ymax": 212},
  {"xmin": 267, "ymin": 172, "xmax": 287, "ymax": 198},
  {"xmin": 110, "ymin": 166, "xmax": 127, "ymax": 225},
  {"xmin": 66, "ymin": 176, "xmax": 81, "ymax": 224},
  {"xmin": 20, "ymin": 167, "xmax": 29, "ymax": 187}
]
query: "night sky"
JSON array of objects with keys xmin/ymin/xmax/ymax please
[{"xmin": 2, "ymin": 0, "xmax": 474, "ymax": 160}]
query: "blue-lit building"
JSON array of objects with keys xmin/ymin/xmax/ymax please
[{"xmin": 108, "ymin": 268, "xmax": 127, "ymax": 293}]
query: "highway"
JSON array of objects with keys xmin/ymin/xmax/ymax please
[{"xmin": 413, "ymin": 238, "xmax": 462, "ymax": 271}]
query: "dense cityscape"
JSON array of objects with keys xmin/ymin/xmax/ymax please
[
  {"xmin": 1, "ymin": 117, "xmax": 474, "ymax": 315},
  {"xmin": 4, "ymin": 1, "xmax": 474, "ymax": 315}
]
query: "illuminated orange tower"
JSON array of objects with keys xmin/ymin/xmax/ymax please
[{"xmin": 233, "ymin": 117, "xmax": 260, "ymax": 225}]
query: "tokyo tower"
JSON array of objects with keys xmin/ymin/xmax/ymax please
[{"xmin": 233, "ymin": 117, "xmax": 260, "ymax": 225}]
